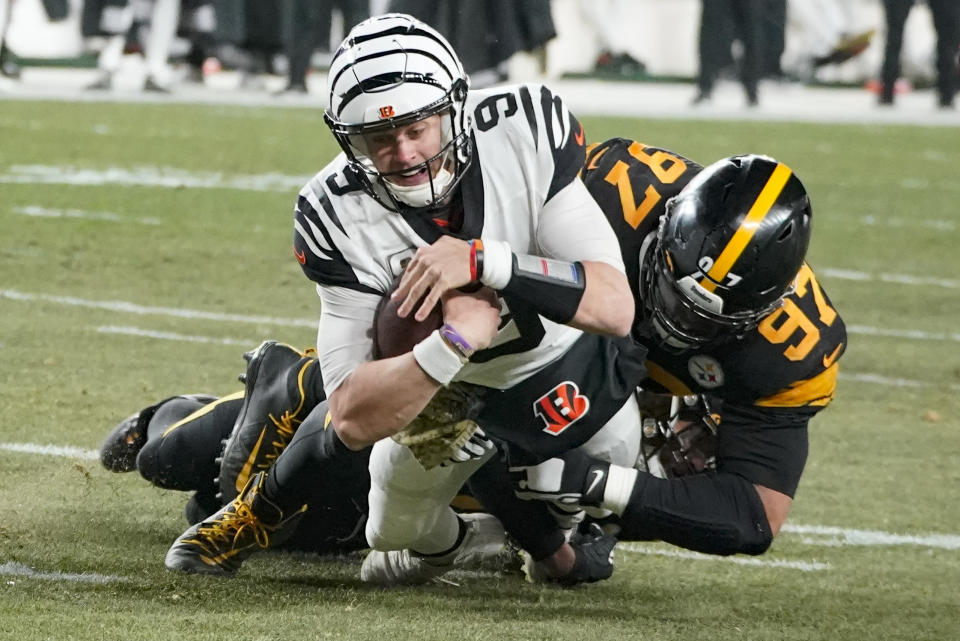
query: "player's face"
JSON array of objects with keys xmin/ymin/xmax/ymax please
[{"xmin": 362, "ymin": 115, "xmax": 445, "ymax": 187}]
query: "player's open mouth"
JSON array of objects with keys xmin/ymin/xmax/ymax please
[{"xmin": 391, "ymin": 167, "xmax": 429, "ymax": 185}]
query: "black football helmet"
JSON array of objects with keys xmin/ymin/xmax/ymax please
[{"xmin": 643, "ymin": 154, "xmax": 812, "ymax": 348}]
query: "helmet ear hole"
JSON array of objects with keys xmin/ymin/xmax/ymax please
[
  {"xmin": 777, "ymin": 221, "xmax": 794, "ymax": 241},
  {"xmin": 452, "ymin": 78, "xmax": 468, "ymax": 102}
]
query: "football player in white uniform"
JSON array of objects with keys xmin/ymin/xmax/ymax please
[{"xmin": 164, "ymin": 14, "xmax": 646, "ymax": 584}]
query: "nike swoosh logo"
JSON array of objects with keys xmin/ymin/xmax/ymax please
[
  {"xmin": 235, "ymin": 428, "xmax": 267, "ymax": 493},
  {"xmin": 822, "ymin": 342, "xmax": 843, "ymax": 368},
  {"xmin": 585, "ymin": 468, "xmax": 605, "ymax": 497},
  {"xmin": 293, "ymin": 247, "xmax": 306, "ymax": 265},
  {"xmin": 574, "ymin": 123, "xmax": 585, "ymax": 146}
]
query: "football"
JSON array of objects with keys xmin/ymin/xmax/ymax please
[{"xmin": 372, "ymin": 286, "xmax": 443, "ymax": 359}]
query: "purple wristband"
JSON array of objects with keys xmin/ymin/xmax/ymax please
[{"xmin": 440, "ymin": 323, "xmax": 474, "ymax": 359}]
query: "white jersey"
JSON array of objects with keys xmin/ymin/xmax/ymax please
[{"xmin": 293, "ymin": 83, "xmax": 625, "ymax": 393}]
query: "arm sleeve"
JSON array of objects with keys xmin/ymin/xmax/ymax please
[
  {"xmin": 316, "ymin": 285, "xmax": 381, "ymax": 394},
  {"xmin": 536, "ymin": 179, "xmax": 626, "ymax": 272}
]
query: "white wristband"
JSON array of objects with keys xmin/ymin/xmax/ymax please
[
  {"xmin": 412, "ymin": 329, "xmax": 466, "ymax": 386},
  {"xmin": 479, "ymin": 239, "xmax": 513, "ymax": 290},
  {"xmin": 601, "ymin": 464, "xmax": 638, "ymax": 516}
]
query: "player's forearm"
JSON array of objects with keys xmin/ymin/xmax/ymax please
[
  {"xmin": 477, "ymin": 244, "xmax": 632, "ymax": 336},
  {"xmin": 328, "ymin": 355, "xmax": 440, "ymax": 449},
  {"xmin": 568, "ymin": 261, "xmax": 634, "ymax": 337}
]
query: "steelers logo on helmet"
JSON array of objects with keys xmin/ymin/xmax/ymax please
[
  {"xmin": 645, "ymin": 154, "xmax": 812, "ymax": 349},
  {"xmin": 324, "ymin": 13, "xmax": 473, "ymax": 213}
]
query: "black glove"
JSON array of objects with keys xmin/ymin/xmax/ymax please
[
  {"xmin": 550, "ymin": 524, "xmax": 617, "ymax": 587},
  {"xmin": 510, "ymin": 449, "xmax": 611, "ymax": 507}
]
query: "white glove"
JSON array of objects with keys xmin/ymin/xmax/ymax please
[{"xmin": 441, "ymin": 426, "xmax": 495, "ymax": 466}]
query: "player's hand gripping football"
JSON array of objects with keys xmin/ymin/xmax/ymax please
[
  {"xmin": 393, "ymin": 236, "xmax": 473, "ymax": 321},
  {"xmin": 440, "ymin": 285, "xmax": 501, "ymax": 353}
]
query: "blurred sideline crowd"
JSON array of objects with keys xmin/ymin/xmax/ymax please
[{"xmin": 0, "ymin": 0, "xmax": 958, "ymax": 108}]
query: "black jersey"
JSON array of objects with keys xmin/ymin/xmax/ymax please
[{"xmin": 583, "ymin": 138, "xmax": 846, "ymax": 411}]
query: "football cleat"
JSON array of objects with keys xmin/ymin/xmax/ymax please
[
  {"xmin": 164, "ymin": 472, "xmax": 305, "ymax": 576},
  {"xmin": 100, "ymin": 394, "xmax": 218, "ymax": 473},
  {"xmin": 360, "ymin": 513, "xmax": 514, "ymax": 585},
  {"xmin": 184, "ymin": 491, "xmax": 221, "ymax": 526},
  {"xmin": 100, "ymin": 412, "xmax": 150, "ymax": 473},
  {"xmin": 219, "ymin": 341, "xmax": 321, "ymax": 501}
]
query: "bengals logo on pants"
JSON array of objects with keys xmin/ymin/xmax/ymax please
[{"xmin": 534, "ymin": 382, "xmax": 591, "ymax": 436}]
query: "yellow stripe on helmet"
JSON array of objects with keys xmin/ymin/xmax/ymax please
[{"xmin": 700, "ymin": 163, "xmax": 793, "ymax": 292}]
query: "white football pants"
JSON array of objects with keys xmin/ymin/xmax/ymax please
[{"xmin": 365, "ymin": 393, "xmax": 641, "ymax": 555}]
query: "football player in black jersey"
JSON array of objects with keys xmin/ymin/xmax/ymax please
[{"xmin": 510, "ymin": 139, "xmax": 846, "ymax": 556}]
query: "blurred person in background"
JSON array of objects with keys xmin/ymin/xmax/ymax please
[
  {"xmin": 276, "ymin": 0, "xmax": 369, "ymax": 95},
  {"xmin": 389, "ymin": 0, "xmax": 555, "ymax": 87},
  {"xmin": 879, "ymin": 0, "xmax": 960, "ymax": 108},
  {"xmin": 209, "ymin": 0, "xmax": 284, "ymax": 89},
  {"xmin": 83, "ymin": 0, "xmax": 181, "ymax": 92},
  {"xmin": 178, "ymin": 0, "xmax": 217, "ymax": 84},
  {"xmin": 576, "ymin": 0, "xmax": 646, "ymax": 78},
  {"xmin": 693, "ymin": 0, "xmax": 763, "ymax": 107},
  {"xmin": 789, "ymin": 0, "xmax": 875, "ymax": 71},
  {"xmin": 0, "ymin": 0, "xmax": 20, "ymax": 79}
]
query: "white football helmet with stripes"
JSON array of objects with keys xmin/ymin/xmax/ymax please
[{"xmin": 324, "ymin": 13, "xmax": 472, "ymax": 212}]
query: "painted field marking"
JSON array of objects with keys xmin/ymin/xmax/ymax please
[
  {"xmin": 618, "ymin": 543, "xmax": 830, "ymax": 571},
  {"xmin": 0, "ymin": 442, "xmax": 98, "ymax": 460},
  {"xmin": 0, "ymin": 562, "xmax": 124, "ymax": 584},
  {"xmin": 12, "ymin": 205, "xmax": 161, "ymax": 226},
  {"xmin": 782, "ymin": 524, "xmax": 960, "ymax": 550},
  {"xmin": 858, "ymin": 215, "xmax": 955, "ymax": 232},
  {"xmin": 0, "ymin": 165, "xmax": 307, "ymax": 193},
  {"xmin": 0, "ymin": 289, "xmax": 316, "ymax": 328},
  {"xmin": 839, "ymin": 371, "xmax": 960, "ymax": 392},
  {"xmin": 845, "ymin": 324, "xmax": 960, "ymax": 343},
  {"xmin": 97, "ymin": 325, "xmax": 251, "ymax": 346},
  {"xmin": 821, "ymin": 267, "xmax": 960, "ymax": 290}
]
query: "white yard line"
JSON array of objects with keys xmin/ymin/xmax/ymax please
[
  {"xmin": 97, "ymin": 325, "xmax": 252, "ymax": 346},
  {"xmin": 845, "ymin": 324, "xmax": 960, "ymax": 343},
  {"xmin": 617, "ymin": 543, "xmax": 830, "ymax": 571},
  {"xmin": 820, "ymin": 267, "xmax": 960, "ymax": 290},
  {"xmin": 11, "ymin": 205, "xmax": 161, "ymax": 225},
  {"xmin": 0, "ymin": 562, "xmax": 124, "ymax": 584},
  {"xmin": 857, "ymin": 215, "xmax": 955, "ymax": 232},
  {"xmin": 783, "ymin": 524, "xmax": 960, "ymax": 550},
  {"xmin": 0, "ymin": 289, "xmax": 316, "ymax": 328},
  {"xmin": 0, "ymin": 442, "xmax": 98, "ymax": 460},
  {"xmin": 839, "ymin": 371, "xmax": 960, "ymax": 392},
  {"xmin": 0, "ymin": 164, "xmax": 308, "ymax": 192}
]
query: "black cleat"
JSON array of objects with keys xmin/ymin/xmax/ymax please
[
  {"xmin": 165, "ymin": 472, "xmax": 305, "ymax": 576},
  {"xmin": 101, "ymin": 394, "xmax": 217, "ymax": 472},
  {"xmin": 184, "ymin": 491, "xmax": 222, "ymax": 525},
  {"xmin": 218, "ymin": 341, "xmax": 322, "ymax": 501},
  {"xmin": 100, "ymin": 411, "xmax": 150, "ymax": 472}
]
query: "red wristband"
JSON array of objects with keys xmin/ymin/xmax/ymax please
[{"xmin": 469, "ymin": 239, "xmax": 484, "ymax": 282}]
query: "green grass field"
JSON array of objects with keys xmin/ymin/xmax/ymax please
[{"xmin": 1, "ymin": 99, "xmax": 958, "ymax": 641}]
